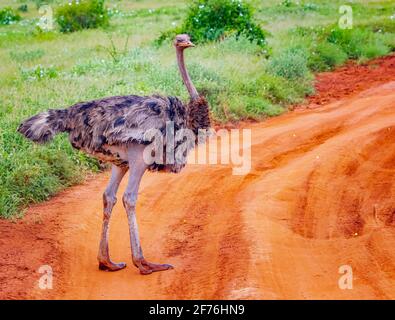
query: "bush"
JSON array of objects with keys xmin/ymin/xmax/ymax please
[
  {"xmin": 34, "ymin": 0, "xmax": 54, "ymax": 10},
  {"xmin": 327, "ymin": 27, "xmax": 390, "ymax": 60},
  {"xmin": 267, "ymin": 47, "xmax": 310, "ymax": 80},
  {"xmin": 308, "ymin": 42, "xmax": 348, "ymax": 71},
  {"xmin": 17, "ymin": 4, "xmax": 28, "ymax": 13},
  {"xmin": 223, "ymin": 94, "xmax": 282, "ymax": 119},
  {"xmin": 158, "ymin": 0, "xmax": 267, "ymax": 47},
  {"xmin": 382, "ymin": 32, "xmax": 395, "ymax": 50},
  {"xmin": 256, "ymin": 73, "xmax": 310, "ymax": 105},
  {"xmin": 21, "ymin": 65, "xmax": 58, "ymax": 81},
  {"xmin": 0, "ymin": 7, "xmax": 21, "ymax": 25},
  {"xmin": 55, "ymin": 0, "xmax": 109, "ymax": 33},
  {"xmin": 358, "ymin": 41, "xmax": 390, "ymax": 60}
]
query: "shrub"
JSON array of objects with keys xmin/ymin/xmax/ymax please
[
  {"xmin": 55, "ymin": 0, "xmax": 109, "ymax": 33},
  {"xmin": 21, "ymin": 65, "xmax": 58, "ymax": 81},
  {"xmin": 267, "ymin": 47, "xmax": 310, "ymax": 80},
  {"xmin": 358, "ymin": 41, "xmax": 390, "ymax": 60},
  {"xmin": 243, "ymin": 96, "xmax": 283, "ymax": 117},
  {"xmin": 0, "ymin": 7, "xmax": 21, "ymax": 25},
  {"xmin": 281, "ymin": 0, "xmax": 293, "ymax": 8},
  {"xmin": 157, "ymin": 0, "xmax": 267, "ymax": 47},
  {"xmin": 256, "ymin": 73, "xmax": 309, "ymax": 105},
  {"xmin": 308, "ymin": 42, "xmax": 348, "ymax": 71},
  {"xmin": 223, "ymin": 94, "xmax": 282, "ymax": 119},
  {"xmin": 17, "ymin": 4, "xmax": 28, "ymax": 13},
  {"xmin": 327, "ymin": 27, "xmax": 390, "ymax": 60},
  {"xmin": 382, "ymin": 32, "xmax": 395, "ymax": 50},
  {"xmin": 34, "ymin": 0, "xmax": 54, "ymax": 10}
]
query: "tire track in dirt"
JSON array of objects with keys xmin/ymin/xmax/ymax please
[
  {"xmin": 161, "ymin": 170, "xmax": 260, "ymax": 299},
  {"xmin": 238, "ymin": 83, "xmax": 395, "ymax": 298}
]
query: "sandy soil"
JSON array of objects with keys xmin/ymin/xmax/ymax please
[{"xmin": 0, "ymin": 54, "xmax": 394, "ymax": 300}]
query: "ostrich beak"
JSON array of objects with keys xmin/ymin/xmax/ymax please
[{"xmin": 179, "ymin": 40, "xmax": 195, "ymax": 48}]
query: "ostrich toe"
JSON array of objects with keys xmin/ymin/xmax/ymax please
[
  {"xmin": 98, "ymin": 261, "xmax": 127, "ymax": 272},
  {"xmin": 135, "ymin": 259, "xmax": 174, "ymax": 275}
]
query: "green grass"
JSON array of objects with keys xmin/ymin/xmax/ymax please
[{"xmin": 0, "ymin": 0, "xmax": 394, "ymax": 218}]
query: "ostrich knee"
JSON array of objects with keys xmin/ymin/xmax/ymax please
[{"xmin": 103, "ymin": 191, "xmax": 117, "ymax": 216}]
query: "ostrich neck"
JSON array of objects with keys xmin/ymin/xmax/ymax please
[{"xmin": 176, "ymin": 48, "xmax": 199, "ymax": 101}]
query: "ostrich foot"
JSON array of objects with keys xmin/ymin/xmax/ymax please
[
  {"xmin": 134, "ymin": 259, "xmax": 174, "ymax": 275},
  {"xmin": 98, "ymin": 261, "xmax": 127, "ymax": 272}
]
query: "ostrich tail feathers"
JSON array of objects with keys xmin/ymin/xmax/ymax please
[{"xmin": 18, "ymin": 109, "xmax": 68, "ymax": 144}]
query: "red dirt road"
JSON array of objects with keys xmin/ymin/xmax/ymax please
[{"xmin": 1, "ymin": 55, "xmax": 395, "ymax": 299}]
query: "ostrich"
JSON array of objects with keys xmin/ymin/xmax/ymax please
[{"xmin": 18, "ymin": 34, "xmax": 210, "ymax": 275}]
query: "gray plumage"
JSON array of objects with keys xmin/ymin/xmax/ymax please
[{"xmin": 18, "ymin": 94, "xmax": 210, "ymax": 172}]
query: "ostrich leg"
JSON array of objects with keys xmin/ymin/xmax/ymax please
[
  {"xmin": 98, "ymin": 165, "xmax": 128, "ymax": 271},
  {"xmin": 123, "ymin": 145, "xmax": 174, "ymax": 275}
]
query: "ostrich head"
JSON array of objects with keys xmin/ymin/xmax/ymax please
[{"xmin": 174, "ymin": 34, "xmax": 195, "ymax": 49}]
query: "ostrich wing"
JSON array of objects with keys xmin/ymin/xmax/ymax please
[{"xmin": 66, "ymin": 95, "xmax": 187, "ymax": 152}]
